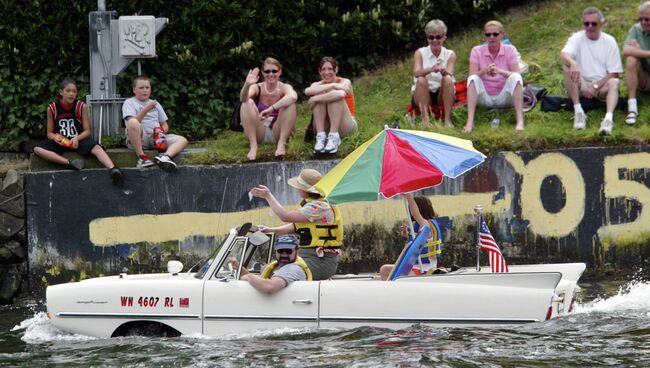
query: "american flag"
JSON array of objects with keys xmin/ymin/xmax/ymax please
[
  {"xmin": 479, "ymin": 216, "xmax": 509, "ymax": 273},
  {"xmin": 179, "ymin": 297, "xmax": 189, "ymax": 308}
]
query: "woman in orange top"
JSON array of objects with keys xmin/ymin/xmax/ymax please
[{"xmin": 305, "ymin": 57, "xmax": 357, "ymax": 154}]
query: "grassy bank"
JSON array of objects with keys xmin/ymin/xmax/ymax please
[{"xmin": 185, "ymin": 0, "xmax": 650, "ymax": 165}]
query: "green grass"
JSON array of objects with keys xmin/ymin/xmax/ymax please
[{"xmin": 184, "ymin": 0, "xmax": 650, "ymax": 165}]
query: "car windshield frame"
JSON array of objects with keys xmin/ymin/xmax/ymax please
[{"xmin": 193, "ymin": 227, "xmax": 275, "ymax": 280}]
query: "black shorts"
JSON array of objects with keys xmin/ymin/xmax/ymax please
[
  {"xmin": 34, "ymin": 138, "xmax": 98, "ymax": 157},
  {"xmin": 411, "ymin": 90, "xmax": 440, "ymax": 109}
]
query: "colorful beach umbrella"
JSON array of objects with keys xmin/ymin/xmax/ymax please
[{"xmin": 315, "ymin": 128, "xmax": 486, "ymax": 204}]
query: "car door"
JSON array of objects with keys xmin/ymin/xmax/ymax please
[{"xmin": 202, "ymin": 238, "xmax": 319, "ymax": 335}]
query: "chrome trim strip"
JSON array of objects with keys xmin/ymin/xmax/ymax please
[
  {"xmin": 203, "ymin": 315, "xmax": 536, "ymax": 324},
  {"xmin": 204, "ymin": 315, "xmax": 317, "ymax": 322},
  {"xmin": 57, "ymin": 312, "xmax": 201, "ymax": 320},
  {"xmin": 319, "ymin": 316, "xmax": 538, "ymax": 324}
]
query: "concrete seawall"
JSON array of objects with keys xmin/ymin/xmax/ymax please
[{"xmin": 22, "ymin": 144, "xmax": 650, "ymax": 292}]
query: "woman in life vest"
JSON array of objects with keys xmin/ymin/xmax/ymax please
[
  {"xmin": 379, "ymin": 192, "xmax": 442, "ymax": 280},
  {"xmin": 250, "ymin": 168, "xmax": 343, "ymax": 280},
  {"xmin": 33, "ymin": 79, "xmax": 123, "ymax": 183}
]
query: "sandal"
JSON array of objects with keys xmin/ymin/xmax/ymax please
[{"xmin": 625, "ymin": 111, "xmax": 638, "ymax": 125}]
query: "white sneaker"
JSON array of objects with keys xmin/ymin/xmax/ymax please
[
  {"xmin": 137, "ymin": 155, "xmax": 155, "ymax": 168},
  {"xmin": 324, "ymin": 133, "xmax": 341, "ymax": 153},
  {"xmin": 599, "ymin": 118, "xmax": 613, "ymax": 135},
  {"xmin": 154, "ymin": 154, "xmax": 177, "ymax": 172},
  {"xmin": 314, "ymin": 133, "xmax": 327, "ymax": 153},
  {"xmin": 573, "ymin": 112, "xmax": 586, "ymax": 130}
]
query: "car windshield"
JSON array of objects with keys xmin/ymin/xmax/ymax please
[
  {"xmin": 214, "ymin": 235, "xmax": 273, "ymax": 280},
  {"xmin": 192, "ymin": 228, "xmax": 274, "ymax": 280},
  {"xmin": 193, "ymin": 241, "xmax": 226, "ymax": 279}
]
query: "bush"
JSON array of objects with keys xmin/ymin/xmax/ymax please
[{"xmin": 0, "ymin": 0, "xmax": 516, "ymax": 151}]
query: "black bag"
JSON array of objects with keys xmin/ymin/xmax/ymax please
[
  {"xmin": 304, "ymin": 115, "xmax": 315, "ymax": 142},
  {"xmin": 229, "ymin": 102, "xmax": 244, "ymax": 132},
  {"xmin": 541, "ymin": 96, "xmax": 570, "ymax": 112},
  {"xmin": 525, "ymin": 84, "xmax": 547, "ymax": 100},
  {"xmin": 229, "ymin": 84, "xmax": 261, "ymax": 132},
  {"xmin": 540, "ymin": 96, "xmax": 626, "ymax": 112}
]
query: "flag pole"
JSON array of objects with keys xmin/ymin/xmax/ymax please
[{"xmin": 474, "ymin": 204, "xmax": 482, "ymax": 272}]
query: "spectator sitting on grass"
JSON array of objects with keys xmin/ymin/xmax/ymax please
[
  {"xmin": 463, "ymin": 20, "xmax": 524, "ymax": 133},
  {"xmin": 411, "ymin": 19, "xmax": 456, "ymax": 128},
  {"xmin": 305, "ymin": 57, "xmax": 357, "ymax": 154},
  {"xmin": 33, "ymin": 78, "xmax": 123, "ymax": 184},
  {"xmin": 560, "ymin": 7, "xmax": 622, "ymax": 135},
  {"xmin": 622, "ymin": 1, "xmax": 650, "ymax": 126},
  {"xmin": 122, "ymin": 75, "xmax": 188, "ymax": 171},
  {"xmin": 239, "ymin": 57, "xmax": 298, "ymax": 161}
]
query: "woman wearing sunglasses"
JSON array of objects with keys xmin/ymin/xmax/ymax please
[
  {"xmin": 239, "ymin": 57, "xmax": 297, "ymax": 160},
  {"xmin": 305, "ymin": 56, "xmax": 357, "ymax": 154},
  {"xmin": 464, "ymin": 20, "xmax": 524, "ymax": 133},
  {"xmin": 411, "ymin": 19, "xmax": 456, "ymax": 128}
]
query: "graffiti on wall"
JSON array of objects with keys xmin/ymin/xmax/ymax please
[{"xmin": 27, "ymin": 147, "xmax": 650, "ymax": 281}]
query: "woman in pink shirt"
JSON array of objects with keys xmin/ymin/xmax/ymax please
[{"xmin": 464, "ymin": 20, "xmax": 525, "ymax": 133}]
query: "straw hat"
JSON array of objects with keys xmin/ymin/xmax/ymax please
[{"xmin": 287, "ymin": 169, "xmax": 322, "ymax": 194}]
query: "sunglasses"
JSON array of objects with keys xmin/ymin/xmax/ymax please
[
  {"xmin": 484, "ymin": 32, "xmax": 500, "ymax": 38},
  {"xmin": 427, "ymin": 34, "xmax": 445, "ymax": 40},
  {"xmin": 263, "ymin": 69, "xmax": 279, "ymax": 74},
  {"xmin": 583, "ymin": 21, "xmax": 599, "ymax": 27},
  {"xmin": 276, "ymin": 248, "xmax": 294, "ymax": 254},
  {"xmin": 639, "ymin": 17, "xmax": 650, "ymax": 23}
]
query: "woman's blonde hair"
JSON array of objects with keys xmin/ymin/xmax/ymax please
[
  {"xmin": 262, "ymin": 57, "xmax": 282, "ymax": 70},
  {"xmin": 484, "ymin": 20, "xmax": 504, "ymax": 33}
]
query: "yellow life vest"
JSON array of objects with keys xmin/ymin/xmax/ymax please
[
  {"xmin": 294, "ymin": 198, "xmax": 344, "ymax": 248},
  {"xmin": 420, "ymin": 219, "xmax": 442, "ymax": 261},
  {"xmin": 260, "ymin": 256, "xmax": 313, "ymax": 281}
]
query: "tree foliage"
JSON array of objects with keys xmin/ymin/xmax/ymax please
[{"xmin": 0, "ymin": 0, "xmax": 514, "ymax": 151}]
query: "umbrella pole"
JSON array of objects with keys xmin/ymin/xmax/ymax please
[
  {"xmin": 474, "ymin": 204, "xmax": 482, "ymax": 272},
  {"xmin": 403, "ymin": 197, "xmax": 416, "ymax": 239},
  {"xmin": 402, "ymin": 197, "xmax": 422, "ymax": 270}
]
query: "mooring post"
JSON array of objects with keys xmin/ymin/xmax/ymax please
[{"xmin": 474, "ymin": 204, "xmax": 482, "ymax": 272}]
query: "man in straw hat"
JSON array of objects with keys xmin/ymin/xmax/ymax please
[{"xmin": 250, "ymin": 168, "xmax": 344, "ymax": 280}]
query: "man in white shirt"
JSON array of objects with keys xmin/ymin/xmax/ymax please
[{"xmin": 560, "ymin": 7, "xmax": 623, "ymax": 135}]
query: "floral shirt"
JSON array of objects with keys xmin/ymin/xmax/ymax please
[{"xmin": 300, "ymin": 200, "xmax": 335, "ymax": 223}]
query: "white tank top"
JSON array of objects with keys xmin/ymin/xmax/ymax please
[{"xmin": 411, "ymin": 46, "xmax": 455, "ymax": 93}]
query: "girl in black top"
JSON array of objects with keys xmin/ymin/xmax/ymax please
[{"xmin": 33, "ymin": 79, "xmax": 122, "ymax": 183}]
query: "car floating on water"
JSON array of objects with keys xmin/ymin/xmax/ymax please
[{"xmin": 46, "ymin": 223, "xmax": 585, "ymax": 338}]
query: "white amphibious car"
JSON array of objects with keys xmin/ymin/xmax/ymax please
[{"xmin": 46, "ymin": 224, "xmax": 586, "ymax": 338}]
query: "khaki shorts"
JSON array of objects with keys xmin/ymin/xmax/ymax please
[
  {"xmin": 639, "ymin": 68, "xmax": 650, "ymax": 91},
  {"xmin": 263, "ymin": 126, "xmax": 276, "ymax": 144},
  {"xmin": 579, "ymin": 78, "xmax": 607, "ymax": 100},
  {"xmin": 340, "ymin": 117, "xmax": 358, "ymax": 137},
  {"xmin": 127, "ymin": 131, "xmax": 183, "ymax": 149},
  {"xmin": 298, "ymin": 247, "xmax": 339, "ymax": 280}
]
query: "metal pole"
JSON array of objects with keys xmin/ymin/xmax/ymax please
[
  {"xmin": 98, "ymin": 96, "xmax": 104, "ymax": 144},
  {"xmin": 474, "ymin": 204, "xmax": 482, "ymax": 272},
  {"xmin": 402, "ymin": 196, "xmax": 421, "ymax": 270},
  {"xmin": 403, "ymin": 196, "xmax": 416, "ymax": 239}
]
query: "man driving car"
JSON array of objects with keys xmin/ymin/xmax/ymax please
[{"xmin": 231, "ymin": 235, "xmax": 312, "ymax": 294}]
